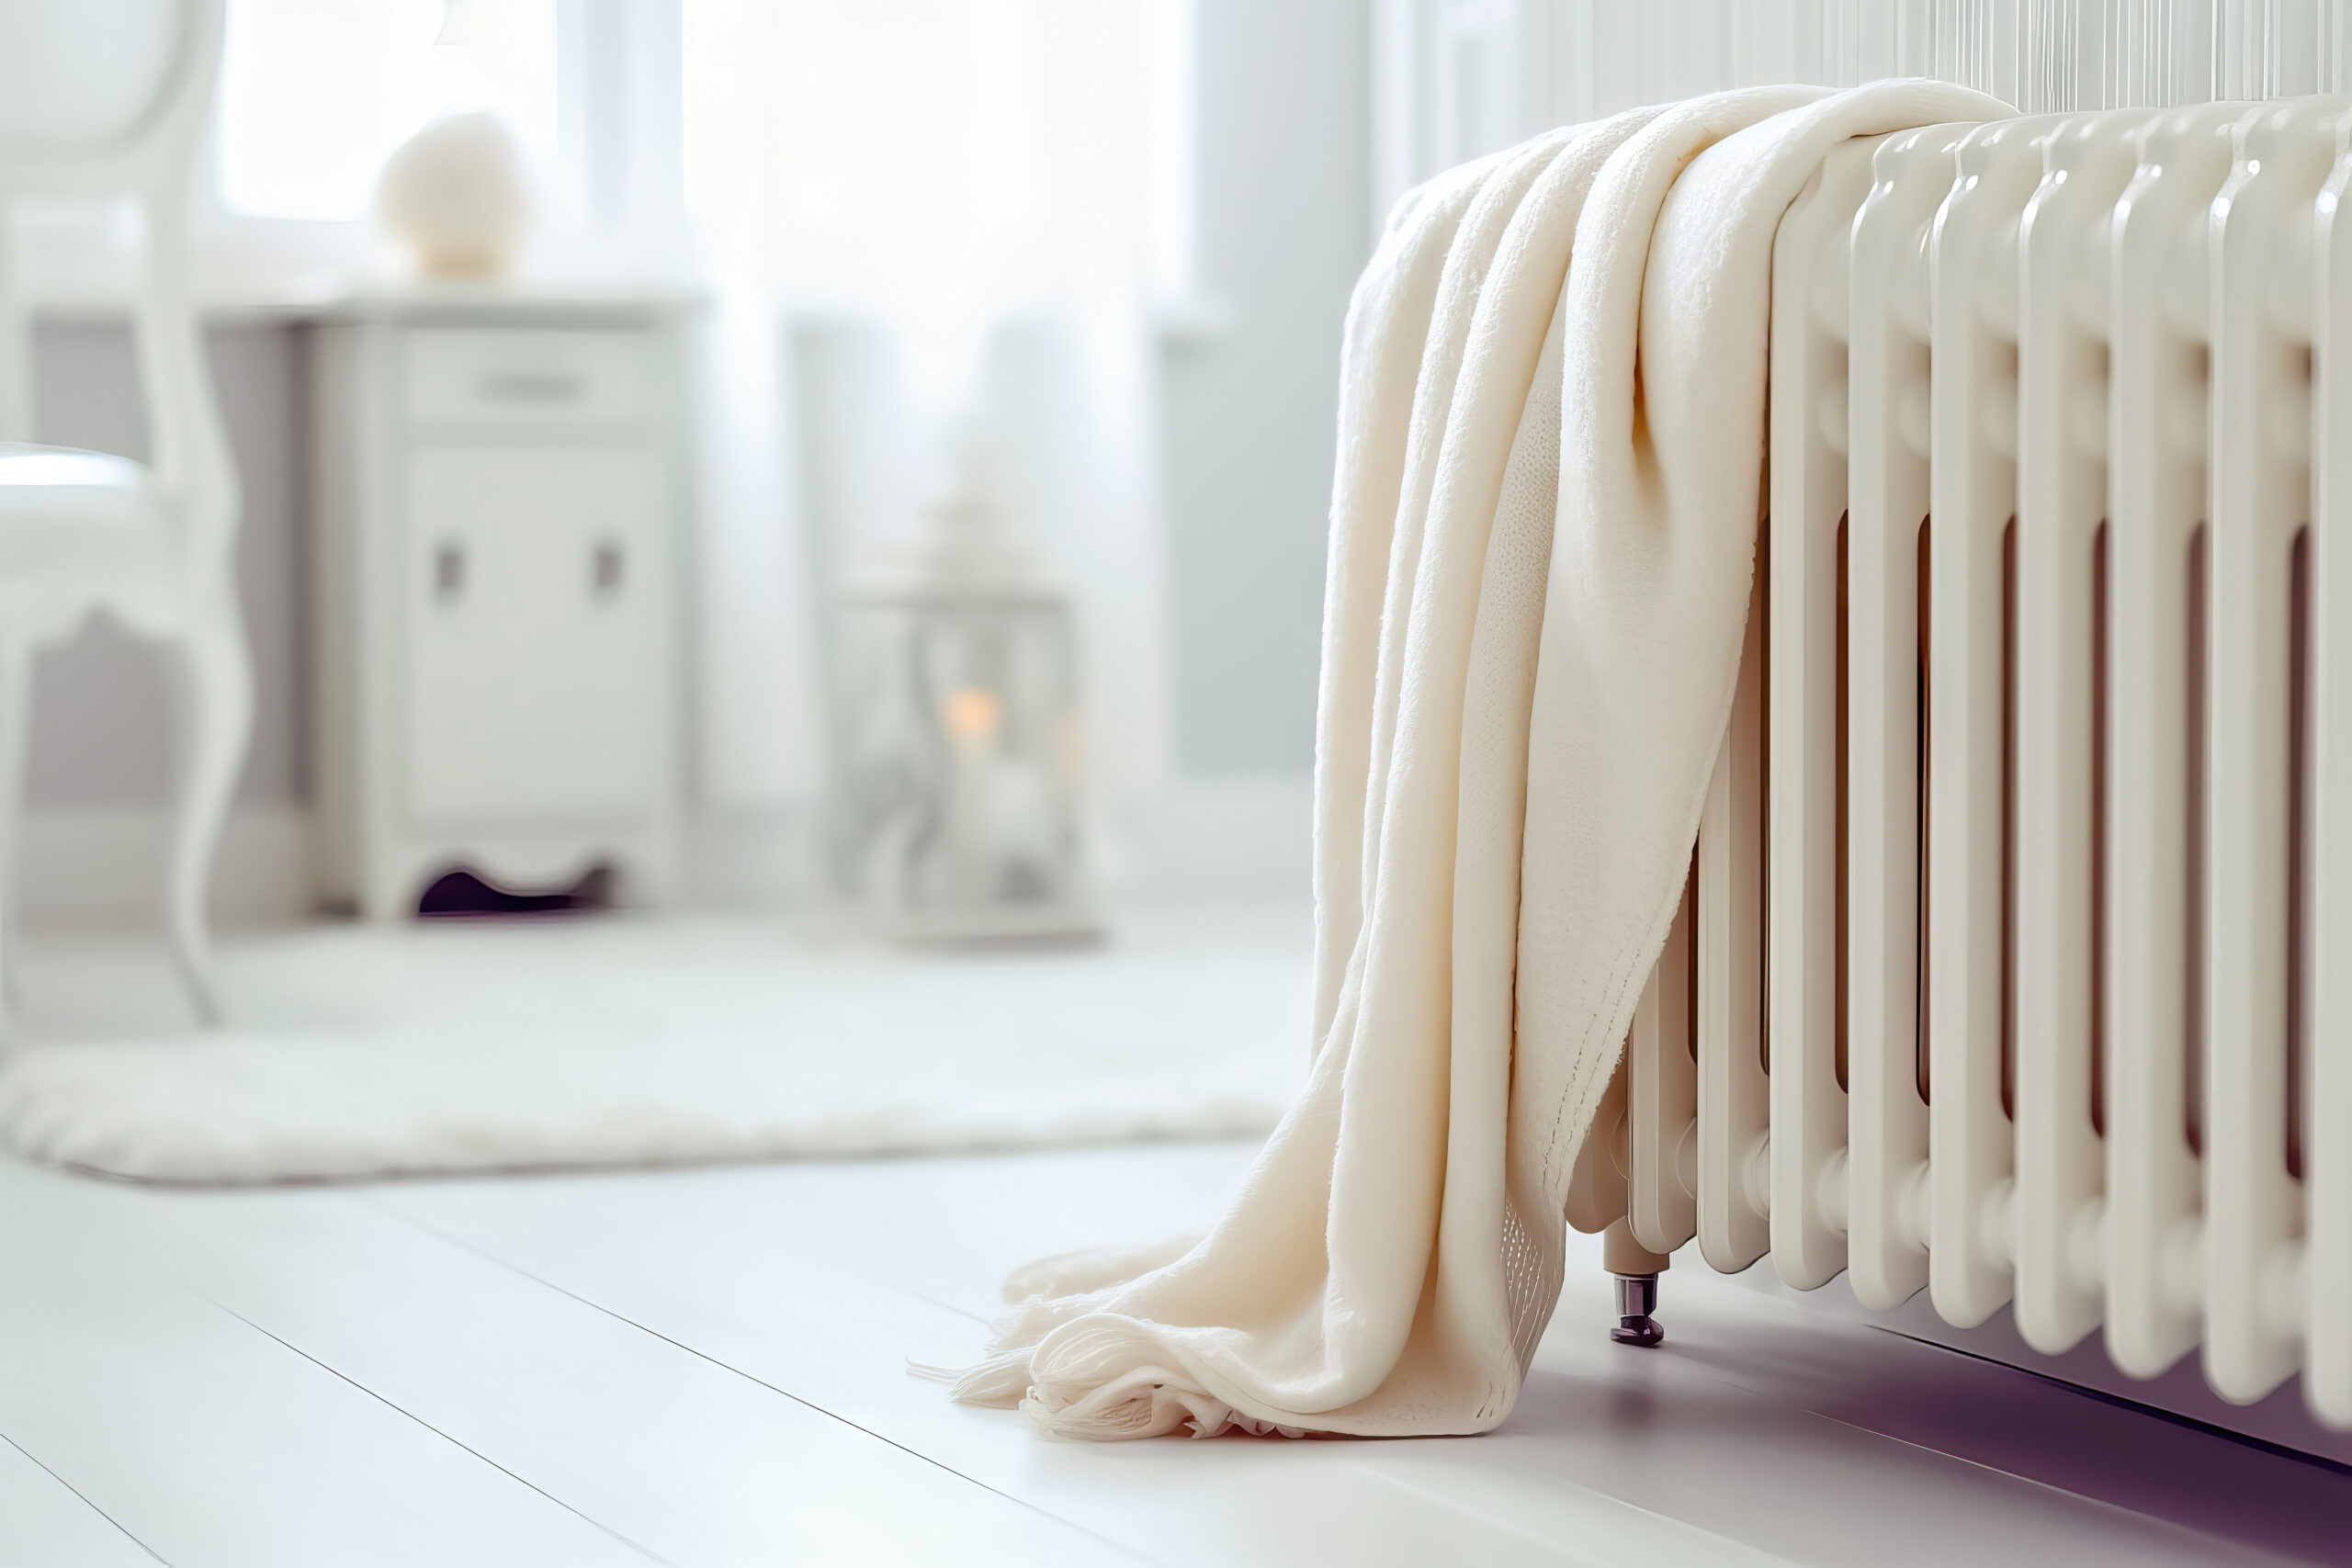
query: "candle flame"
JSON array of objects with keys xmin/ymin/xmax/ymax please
[{"xmin": 943, "ymin": 686, "xmax": 1001, "ymax": 739}]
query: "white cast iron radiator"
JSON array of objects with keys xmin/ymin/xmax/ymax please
[{"xmin": 1565, "ymin": 96, "xmax": 2352, "ymax": 1429}]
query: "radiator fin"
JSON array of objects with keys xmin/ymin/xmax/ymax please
[{"xmin": 1601, "ymin": 94, "xmax": 2352, "ymax": 1429}]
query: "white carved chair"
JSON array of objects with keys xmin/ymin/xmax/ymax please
[{"xmin": 0, "ymin": 0, "xmax": 249, "ymax": 1024}]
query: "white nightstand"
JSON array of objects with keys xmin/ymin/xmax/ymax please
[{"xmin": 308, "ymin": 288, "xmax": 693, "ymax": 918}]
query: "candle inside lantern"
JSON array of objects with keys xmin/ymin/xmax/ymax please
[
  {"xmin": 942, "ymin": 685, "xmax": 1001, "ymax": 742},
  {"xmin": 825, "ymin": 441, "xmax": 1099, "ymax": 941}
]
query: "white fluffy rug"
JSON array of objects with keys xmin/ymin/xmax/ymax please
[{"xmin": 0, "ymin": 906, "xmax": 1306, "ymax": 1183}]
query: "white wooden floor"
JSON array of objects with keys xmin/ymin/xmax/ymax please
[{"xmin": 2, "ymin": 1138, "xmax": 2346, "ymax": 1567}]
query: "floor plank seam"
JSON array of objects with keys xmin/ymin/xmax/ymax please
[
  {"xmin": 201, "ymin": 1295, "xmax": 675, "ymax": 1566},
  {"xmin": 1357, "ymin": 1465, "xmax": 1762, "ymax": 1565},
  {"xmin": 895, "ymin": 1284, "xmax": 993, "ymax": 1326},
  {"xmin": 359, "ymin": 1197, "xmax": 1167, "ymax": 1568},
  {"xmin": 0, "ymin": 1428, "xmax": 173, "ymax": 1565}
]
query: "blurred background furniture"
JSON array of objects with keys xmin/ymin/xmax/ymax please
[
  {"xmin": 829, "ymin": 448, "xmax": 1099, "ymax": 942},
  {"xmin": 0, "ymin": 0, "xmax": 248, "ymax": 1022},
  {"xmin": 308, "ymin": 290, "xmax": 688, "ymax": 918}
]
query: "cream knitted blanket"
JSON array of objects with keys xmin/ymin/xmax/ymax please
[{"xmin": 954, "ymin": 81, "xmax": 2009, "ymax": 1439}]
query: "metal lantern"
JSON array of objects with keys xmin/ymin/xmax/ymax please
[{"xmin": 828, "ymin": 468, "xmax": 1098, "ymax": 940}]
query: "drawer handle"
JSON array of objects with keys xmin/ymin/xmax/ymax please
[
  {"xmin": 477, "ymin": 370, "xmax": 586, "ymax": 404},
  {"xmin": 593, "ymin": 539, "xmax": 625, "ymax": 596},
  {"xmin": 434, "ymin": 541, "xmax": 466, "ymax": 602}
]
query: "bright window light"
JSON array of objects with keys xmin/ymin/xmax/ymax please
[
  {"xmin": 219, "ymin": 0, "xmax": 559, "ymax": 221},
  {"xmin": 683, "ymin": 0, "xmax": 1190, "ymax": 395}
]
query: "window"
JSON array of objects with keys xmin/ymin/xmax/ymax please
[
  {"xmin": 219, "ymin": 0, "xmax": 559, "ymax": 222},
  {"xmin": 681, "ymin": 0, "xmax": 1190, "ymax": 389}
]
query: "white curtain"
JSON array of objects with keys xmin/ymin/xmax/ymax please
[{"xmin": 682, "ymin": 0, "xmax": 1191, "ymax": 873}]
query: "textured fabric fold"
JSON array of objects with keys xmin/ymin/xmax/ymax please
[
  {"xmin": 954, "ymin": 80, "xmax": 2011, "ymax": 1441},
  {"xmin": 1308, "ymin": 145, "xmax": 1509, "ymax": 1055}
]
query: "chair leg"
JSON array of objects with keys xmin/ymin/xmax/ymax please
[
  {"xmin": 164, "ymin": 611, "xmax": 253, "ymax": 1026},
  {"xmin": 0, "ymin": 638, "xmax": 32, "ymax": 1031}
]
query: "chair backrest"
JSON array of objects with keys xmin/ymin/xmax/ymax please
[
  {"xmin": 0, "ymin": 1, "xmax": 210, "ymax": 188},
  {"xmin": 0, "ymin": 0, "xmax": 236, "ymax": 561}
]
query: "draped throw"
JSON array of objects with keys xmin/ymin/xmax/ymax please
[{"xmin": 950, "ymin": 80, "xmax": 2012, "ymax": 1440}]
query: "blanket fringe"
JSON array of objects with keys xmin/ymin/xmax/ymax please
[
  {"xmin": 1020, "ymin": 1362, "xmax": 1236, "ymax": 1440},
  {"xmin": 939, "ymin": 1348, "xmax": 1036, "ymax": 1408}
]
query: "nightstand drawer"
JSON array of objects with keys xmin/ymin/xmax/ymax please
[{"xmin": 401, "ymin": 328, "xmax": 656, "ymax": 426}]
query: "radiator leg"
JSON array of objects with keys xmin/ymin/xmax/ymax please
[
  {"xmin": 1612, "ymin": 1273, "xmax": 1664, "ymax": 1347},
  {"xmin": 1602, "ymin": 1218, "xmax": 1670, "ymax": 1348}
]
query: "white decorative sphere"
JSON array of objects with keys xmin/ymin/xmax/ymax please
[{"xmin": 376, "ymin": 112, "xmax": 532, "ymax": 279}]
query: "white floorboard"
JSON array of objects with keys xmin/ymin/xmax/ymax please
[
  {"xmin": 3, "ymin": 1138, "xmax": 2346, "ymax": 1566},
  {"xmin": 369, "ymin": 1145, "xmax": 2325, "ymax": 1568},
  {"xmin": 113, "ymin": 1184, "xmax": 1123, "ymax": 1566},
  {"xmin": 0, "ymin": 1165, "xmax": 650, "ymax": 1568},
  {"xmin": 0, "ymin": 1432, "xmax": 159, "ymax": 1567},
  {"xmin": 371, "ymin": 1166, "xmax": 1653, "ymax": 1568}
]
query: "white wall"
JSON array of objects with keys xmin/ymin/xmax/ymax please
[{"xmin": 1161, "ymin": 0, "xmax": 1370, "ymax": 775}]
